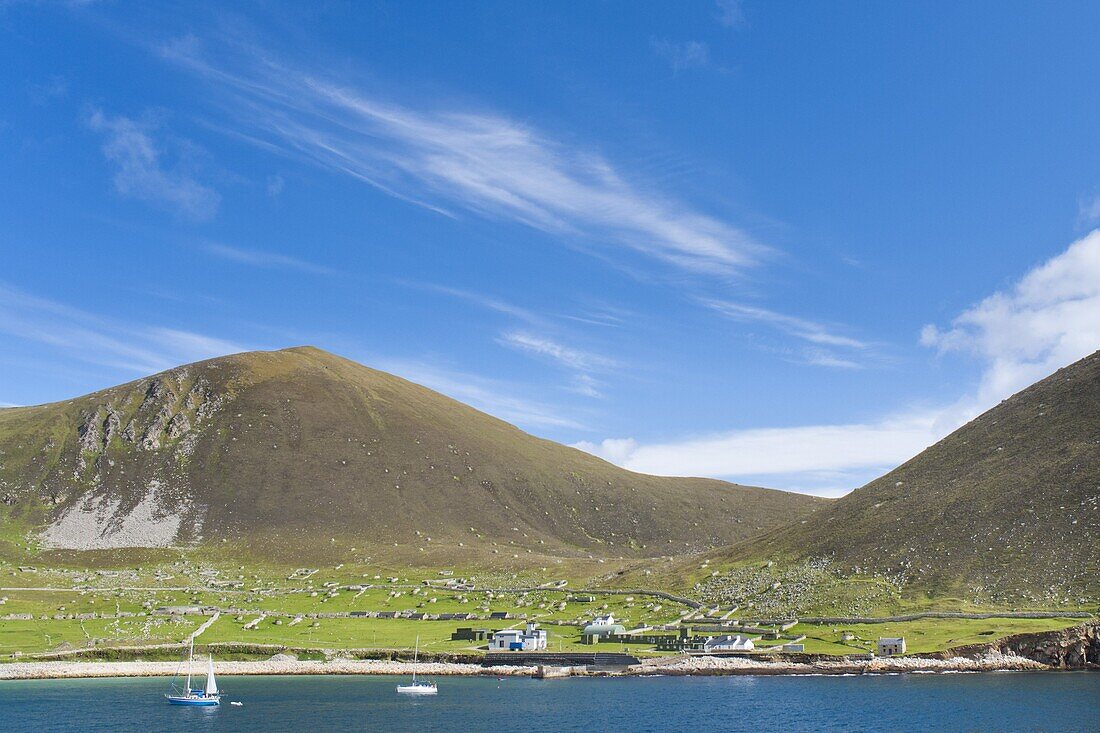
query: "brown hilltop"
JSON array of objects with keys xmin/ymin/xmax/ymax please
[{"xmin": 0, "ymin": 346, "xmax": 825, "ymax": 558}]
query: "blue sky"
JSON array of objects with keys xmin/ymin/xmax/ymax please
[{"xmin": 3, "ymin": 1, "xmax": 1100, "ymax": 496}]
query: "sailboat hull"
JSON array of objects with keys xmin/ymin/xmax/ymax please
[
  {"xmin": 166, "ymin": 695, "xmax": 221, "ymax": 706},
  {"xmin": 396, "ymin": 685, "xmax": 437, "ymax": 695}
]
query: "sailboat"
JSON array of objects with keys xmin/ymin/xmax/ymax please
[
  {"xmin": 166, "ymin": 636, "xmax": 221, "ymax": 706},
  {"xmin": 396, "ymin": 635, "xmax": 437, "ymax": 695}
]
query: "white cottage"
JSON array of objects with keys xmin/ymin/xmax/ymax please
[
  {"xmin": 703, "ymin": 634, "xmax": 755, "ymax": 652},
  {"xmin": 489, "ymin": 623, "xmax": 547, "ymax": 651}
]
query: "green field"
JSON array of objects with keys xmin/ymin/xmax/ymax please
[{"xmin": 1, "ymin": 555, "xmax": 1089, "ymax": 660}]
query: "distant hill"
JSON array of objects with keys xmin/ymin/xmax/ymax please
[
  {"xmin": 0, "ymin": 347, "xmax": 825, "ymax": 559},
  {"xmin": 737, "ymin": 350, "xmax": 1100, "ymax": 603}
]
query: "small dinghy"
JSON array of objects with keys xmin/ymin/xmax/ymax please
[
  {"xmin": 166, "ymin": 637, "xmax": 221, "ymax": 706},
  {"xmin": 396, "ymin": 636, "xmax": 437, "ymax": 696}
]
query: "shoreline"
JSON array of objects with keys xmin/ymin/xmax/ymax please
[{"xmin": 0, "ymin": 650, "xmax": 1061, "ymax": 681}]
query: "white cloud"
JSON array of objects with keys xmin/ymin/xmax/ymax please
[
  {"xmin": 704, "ymin": 298, "xmax": 870, "ymax": 368},
  {"xmin": 87, "ymin": 109, "xmax": 220, "ymax": 221},
  {"xmin": 498, "ymin": 331, "xmax": 614, "ymax": 372},
  {"xmin": 0, "ymin": 284, "xmax": 246, "ymax": 375},
  {"xmin": 921, "ymin": 229, "xmax": 1100, "ymax": 424},
  {"xmin": 577, "ymin": 232, "xmax": 1100, "ymax": 495},
  {"xmin": 498, "ymin": 331, "xmax": 615, "ymax": 398},
  {"xmin": 652, "ymin": 40, "xmax": 710, "ymax": 71},
  {"xmin": 716, "ymin": 0, "xmax": 746, "ymax": 28},
  {"xmin": 569, "ymin": 373, "xmax": 603, "ymax": 398},
  {"xmin": 573, "ymin": 410, "xmax": 940, "ymax": 495},
  {"xmin": 203, "ymin": 242, "xmax": 334, "ymax": 275},
  {"xmin": 801, "ymin": 348, "xmax": 863, "ymax": 370},
  {"xmin": 375, "ymin": 358, "xmax": 586, "ymax": 431},
  {"xmin": 161, "ymin": 38, "xmax": 767, "ymax": 274},
  {"xmin": 1078, "ymin": 193, "xmax": 1100, "ymax": 224},
  {"xmin": 265, "ymin": 174, "xmax": 285, "ymax": 197},
  {"xmin": 704, "ymin": 299, "xmax": 867, "ymax": 349},
  {"xmin": 413, "ymin": 284, "xmax": 542, "ymax": 324}
]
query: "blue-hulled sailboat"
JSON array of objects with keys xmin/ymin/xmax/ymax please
[{"xmin": 166, "ymin": 636, "xmax": 221, "ymax": 706}]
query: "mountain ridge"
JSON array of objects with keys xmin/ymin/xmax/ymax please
[{"xmin": 0, "ymin": 346, "xmax": 826, "ymax": 559}]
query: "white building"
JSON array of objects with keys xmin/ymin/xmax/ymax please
[
  {"xmin": 583, "ymin": 613, "xmax": 627, "ymax": 639},
  {"xmin": 489, "ymin": 623, "xmax": 547, "ymax": 651},
  {"xmin": 703, "ymin": 634, "xmax": 755, "ymax": 652},
  {"xmin": 877, "ymin": 637, "xmax": 906, "ymax": 656}
]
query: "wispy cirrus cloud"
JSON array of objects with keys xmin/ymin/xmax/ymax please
[
  {"xmin": 703, "ymin": 298, "xmax": 870, "ymax": 368},
  {"xmin": 0, "ymin": 284, "xmax": 246, "ymax": 375},
  {"xmin": 1076, "ymin": 192, "xmax": 1100, "ymax": 225},
  {"xmin": 87, "ymin": 108, "xmax": 220, "ymax": 221},
  {"xmin": 498, "ymin": 330, "xmax": 616, "ymax": 398},
  {"xmin": 374, "ymin": 357, "xmax": 587, "ymax": 431},
  {"xmin": 703, "ymin": 300, "xmax": 868, "ymax": 349},
  {"xmin": 411, "ymin": 284, "xmax": 620, "ymax": 398},
  {"xmin": 651, "ymin": 39, "xmax": 710, "ymax": 71},
  {"xmin": 159, "ymin": 36, "xmax": 767, "ymax": 275},
  {"xmin": 410, "ymin": 283, "xmax": 543, "ymax": 324},
  {"xmin": 716, "ymin": 0, "xmax": 746, "ymax": 28},
  {"xmin": 203, "ymin": 242, "xmax": 335, "ymax": 275},
  {"xmin": 498, "ymin": 331, "xmax": 615, "ymax": 373}
]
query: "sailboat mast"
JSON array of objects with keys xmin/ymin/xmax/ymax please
[
  {"xmin": 186, "ymin": 636, "xmax": 194, "ymax": 692},
  {"xmin": 412, "ymin": 635, "xmax": 419, "ymax": 682}
]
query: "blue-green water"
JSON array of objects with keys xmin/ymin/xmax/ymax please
[{"xmin": 1, "ymin": 673, "xmax": 1098, "ymax": 732}]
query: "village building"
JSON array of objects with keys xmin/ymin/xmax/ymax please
[
  {"xmin": 877, "ymin": 637, "xmax": 906, "ymax": 656},
  {"xmin": 703, "ymin": 634, "xmax": 756, "ymax": 652},
  {"xmin": 582, "ymin": 613, "xmax": 627, "ymax": 642},
  {"xmin": 488, "ymin": 623, "xmax": 547, "ymax": 651}
]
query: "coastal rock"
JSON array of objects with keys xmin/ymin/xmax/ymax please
[{"xmin": 950, "ymin": 621, "xmax": 1100, "ymax": 668}]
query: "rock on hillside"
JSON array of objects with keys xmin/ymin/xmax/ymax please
[{"xmin": 0, "ymin": 347, "xmax": 826, "ymax": 557}]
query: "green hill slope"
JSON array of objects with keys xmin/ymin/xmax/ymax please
[
  {"xmin": 736, "ymin": 350, "xmax": 1100, "ymax": 604},
  {"xmin": 0, "ymin": 347, "xmax": 825, "ymax": 560}
]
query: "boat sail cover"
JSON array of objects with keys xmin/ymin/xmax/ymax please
[{"xmin": 204, "ymin": 655, "xmax": 218, "ymax": 695}]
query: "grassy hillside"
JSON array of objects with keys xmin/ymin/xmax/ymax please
[
  {"xmin": 715, "ymin": 350, "xmax": 1100, "ymax": 606},
  {"xmin": 0, "ymin": 347, "xmax": 825, "ymax": 562}
]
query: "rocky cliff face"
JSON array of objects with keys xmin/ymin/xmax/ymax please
[
  {"xmin": 952, "ymin": 622, "xmax": 1100, "ymax": 668},
  {"xmin": 0, "ymin": 365, "xmax": 231, "ymax": 550}
]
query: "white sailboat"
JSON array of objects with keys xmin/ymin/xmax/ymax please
[
  {"xmin": 166, "ymin": 636, "xmax": 221, "ymax": 706},
  {"xmin": 396, "ymin": 635, "xmax": 437, "ymax": 695}
]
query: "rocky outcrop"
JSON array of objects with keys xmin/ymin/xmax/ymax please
[
  {"xmin": 103, "ymin": 408, "xmax": 121, "ymax": 445},
  {"xmin": 77, "ymin": 412, "xmax": 101, "ymax": 455},
  {"xmin": 950, "ymin": 621, "xmax": 1100, "ymax": 668},
  {"xmin": 166, "ymin": 413, "xmax": 191, "ymax": 440},
  {"xmin": 140, "ymin": 379, "xmax": 170, "ymax": 411},
  {"xmin": 141, "ymin": 405, "xmax": 173, "ymax": 451}
]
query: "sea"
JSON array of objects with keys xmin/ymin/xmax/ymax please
[{"xmin": 0, "ymin": 672, "xmax": 1097, "ymax": 732}]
